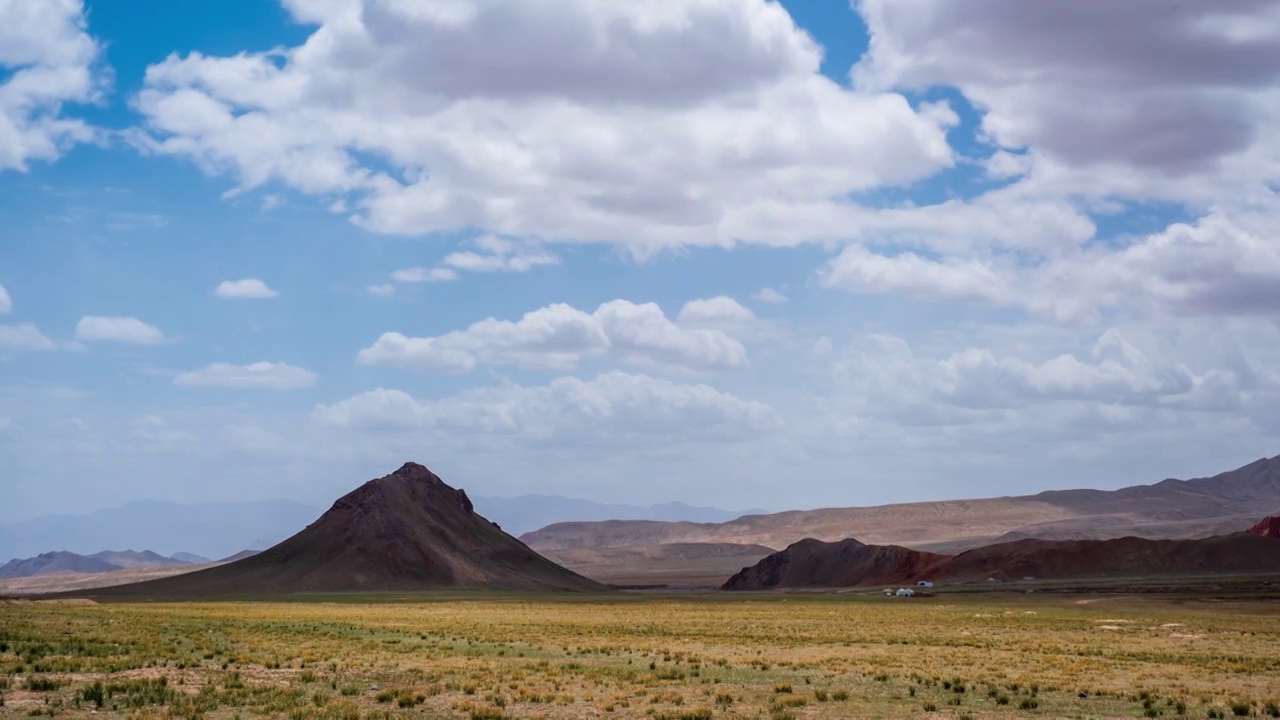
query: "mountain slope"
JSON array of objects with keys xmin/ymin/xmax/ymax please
[
  {"xmin": 472, "ymin": 495, "xmax": 763, "ymax": 536},
  {"xmin": 723, "ymin": 539, "xmax": 949, "ymax": 590},
  {"xmin": 724, "ymin": 529, "xmax": 1280, "ymax": 589},
  {"xmin": 524, "ymin": 454, "xmax": 1280, "ymax": 552},
  {"xmin": 87, "ymin": 463, "xmax": 605, "ymax": 596}
]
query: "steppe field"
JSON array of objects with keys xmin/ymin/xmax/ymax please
[{"xmin": 1, "ymin": 592, "xmax": 1278, "ymax": 719}]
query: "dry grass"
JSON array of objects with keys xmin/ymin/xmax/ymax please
[{"xmin": 0, "ymin": 592, "xmax": 1277, "ymax": 718}]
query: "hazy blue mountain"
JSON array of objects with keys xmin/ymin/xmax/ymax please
[
  {"xmin": 470, "ymin": 494, "xmax": 765, "ymax": 536},
  {"xmin": 169, "ymin": 552, "xmax": 211, "ymax": 564},
  {"xmin": 0, "ymin": 551, "xmax": 118, "ymax": 579},
  {"xmin": 0, "ymin": 499, "xmax": 321, "ymax": 562},
  {"xmin": 1, "ymin": 494, "xmax": 760, "ymax": 563}
]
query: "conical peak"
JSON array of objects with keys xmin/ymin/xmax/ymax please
[{"xmin": 392, "ymin": 461, "xmax": 438, "ymax": 480}]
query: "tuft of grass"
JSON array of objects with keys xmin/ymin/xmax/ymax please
[{"xmin": 773, "ymin": 684, "xmax": 793, "ymax": 694}]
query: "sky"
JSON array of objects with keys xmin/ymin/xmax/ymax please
[{"xmin": 3, "ymin": 0, "xmax": 1280, "ymax": 522}]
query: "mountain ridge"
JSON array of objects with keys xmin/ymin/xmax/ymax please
[{"xmin": 524, "ymin": 454, "xmax": 1280, "ymax": 552}]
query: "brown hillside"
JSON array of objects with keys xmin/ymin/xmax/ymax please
[
  {"xmin": 544, "ymin": 543, "xmax": 774, "ymax": 589},
  {"xmin": 723, "ymin": 531, "xmax": 1280, "ymax": 590},
  {"xmin": 722, "ymin": 538, "xmax": 949, "ymax": 590},
  {"xmin": 1248, "ymin": 516, "xmax": 1280, "ymax": 538},
  {"xmin": 84, "ymin": 463, "xmax": 605, "ymax": 597},
  {"xmin": 936, "ymin": 534, "xmax": 1280, "ymax": 582},
  {"xmin": 524, "ymin": 454, "xmax": 1280, "ymax": 552}
]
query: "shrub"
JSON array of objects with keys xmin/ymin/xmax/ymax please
[
  {"xmin": 831, "ymin": 690, "xmax": 849, "ymax": 701},
  {"xmin": 923, "ymin": 702, "xmax": 938, "ymax": 711},
  {"xmin": 77, "ymin": 682, "xmax": 106, "ymax": 709},
  {"xmin": 24, "ymin": 677, "xmax": 63, "ymax": 692},
  {"xmin": 813, "ymin": 689, "xmax": 828, "ymax": 702},
  {"xmin": 1231, "ymin": 702, "xmax": 1251, "ymax": 717},
  {"xmin": 1265, "ymin": 702, "xmax": 1280, "ymax": 718},
  {"xmin": 773, "ymin": 684, "xmax": 792, "ymax": 694},
  {"xmin": 1021, "ymin": 698, "xmax": 1039, "ymax": 710}
]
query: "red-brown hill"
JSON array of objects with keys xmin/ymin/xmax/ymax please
[
  {"xmin": 722, "ymin": 538, "xmax": 949, "ymax": 590},
  {"xmin": 722, "ymin": 529, "xmax": 1280, "ymax": 590},
  {"xmin": 1248, "ymin": 516, "xmax": 1280, "ymax": 538},
  {"xmin": 936, "ymin": 533, "xmax": 1280, "ymax": 582},
  {"xmin": 83, "ymin": 463, "xmax": 605, "ymax": 596}
]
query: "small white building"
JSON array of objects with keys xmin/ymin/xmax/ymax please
[
  {"xmin": 916, "ymin": 580, "xmax": 934, "ymax": 588},
  {"xmin": 895, "ymin": 588, "xmax": 915, "ymax": 597}
]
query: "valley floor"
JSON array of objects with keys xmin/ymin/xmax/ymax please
[{"xmin": 1, "ymin": 591, "xmax": 1278, "ymax": 719}]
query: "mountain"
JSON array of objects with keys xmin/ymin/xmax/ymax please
[
  {"xmin": 87, "ymin": 550, "xmax": 178, "ymax": 569},
  {"xmin": 470, "ymin": 495, "xmax": 764, "ymax": 536},
  {"xmin": 1248, "ymin": 516, "xmax": 1280, "ymax": 538},
  {"xmin": 2, "ymin": 493, "xmax": 756, "ymax": 563},
  {"xmin": 85, "ymin": 463, "xmax": 606, "ymax": 596},
  {"xmin": 724, "ymin": 528, "xmax": 1280, "ymax": 590},
  {"xmin": 0, "ymin": 499, "xmax": 321, "ymax": 561},
  {"xmin": 524, "ymin": 454, "xmax": 1280, "ymax": 552},
  {"xmin": 169, "ymin": 552, "xmax": 211, "ymax": 564},
  {"xmin": 0, "ymin": 551, "xmax": 118, "ymax": 579},
  {"xmin": 723, "ymin": 538, "xmax": 948, "ymax": 590},
  {"xmin": 0, "ymin": 549, "xmax": 202, "ymax": 580},
  {"xmin": 543, "ymin": 543, "xmax": 774, "ymax": 589}
]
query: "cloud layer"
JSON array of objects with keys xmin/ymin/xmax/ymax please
[{"xmin": 358, "ymin": 299, "xmax": 749, "ymax": 373}]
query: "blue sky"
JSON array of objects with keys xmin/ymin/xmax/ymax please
[{"xmin": 2, "ymin": 0, "xmax": 1279, "ymax": 522}]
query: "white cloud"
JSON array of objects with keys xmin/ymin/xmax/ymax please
[
  {"xmin": 357, "ymin": 299, "xmax": 747, "ymax": 373},
  {"xmin": 390, "ymin": 266, "xmax": 458, "ymax": 283},
  {"xmin": 820, "ymin": 245, "xmax": 1012, "ymax": 304},
  {"xmin": 676, "ymin": 296, "xmax": 757, "ymax": 330},
  {"xmin": 752, "ymin": 287, "xmax": 787, "ymax": 304},
  {"xmin": 0, "ymin": 323, "xmax": 56, "ymax": 352},
  {"xmin": 833, "ymin": 329, "xmax": 1237, "ymax": 416},
  {"xmin": 0, "ymin": 282, "xmax": 10, "ymax": 313},
  {"xmin": 132, "ymin": 0, "xmax": 953, "ymax": 251},
  {"xmin": 215, "ymin": 278, "xmax": 279, "ymax": 299},
  {"xmin": 173, "ymin": 361, "xmax": 318, "ymax": 389},
  {"xmin": 366, "ymin": 283, "xmax": 396, "ymax": 297},
  {"xmin": 442, "ymin": 235, "xmax": 560, "ymax": 273},
  {"xmin": 820, "ymin": 212, "xmax": 1280, "ymax": 323},
  {"xmin": 0, "ymin": 0, "xmax": 104, "ymax": 172},
  {"xmin": 74, "ymin": 316, "xmax": 165, "ymax": 345},
  {"xmin": 313, "ymin": 371, "xmax": 774, "ymax": 442},
  {"xmin": 854, "ymin": 0, "xmax": 1280, "ymax": 207}
]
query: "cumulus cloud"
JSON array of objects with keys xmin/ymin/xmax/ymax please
[
  {"xmin": 0, "ymin": 282, "xmax": 10, "ymax": 313},
  {"xmin": 215, "ymin": 278, "xmax": 279, "ymax": 299},
  {"xmin": 833, "ymin": 329, "xmax": 1238, "ymax": 416},
  {"xmin": 132, "ymin": 0, "xmax": 953, "ymax": 250},
  {"xmin": 75, "ymin": 316, "xmax": 165, "ymax": 345},
  {"xmin": 0, "ymin": 323, "xmax": 56, "ymax": 352},
  {"xmin": 820, "ymin": 245, "xmax": 1017, "ymax": 307},
  {"xmin": 173, "ymin": 361, "xmax": 318, "ymax": 389},
  {"xmin": 0, "ymin": 0, "xmax": 105, "ymax": 172},
  {"xmin": 357, "ymin": 299, "xmax": 747, "ymax": 373},
  {"xmin": 856, "ymin": 0, "xmax": 1280, "ymax": 175},
  {"xmin": 313, "ymin": 371, "xmax": 774, "ymax": 442}
]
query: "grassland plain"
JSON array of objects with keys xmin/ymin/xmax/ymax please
[{"xmin": 1, "ymin": 592, "xmax": 1278, "ymax": 719}]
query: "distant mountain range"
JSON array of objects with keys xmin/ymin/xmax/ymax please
[
  {"xmin": 0, "ymin": 494, "xmax": 762, "ymax": 563},
  {"xmin": 0, "ymin": 549, "xmax": 207, "ymax": 579},
  {"xmin": 523, "ymin": 454, "xmax": 1280, "ymax": 553}
]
